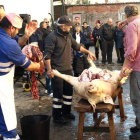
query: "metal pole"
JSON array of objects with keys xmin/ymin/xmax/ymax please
[{"xmin": 61, "ymin": 0, "xmax": 64, "ymax": 16}]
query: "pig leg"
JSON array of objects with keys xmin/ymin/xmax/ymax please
[
  {"xmin": 87, "ymin": 55, "xmax": 96, "ymax": 68},
  {"xmin": 51, "ymin": 69, "xmax": 77, "ymax": 86}
]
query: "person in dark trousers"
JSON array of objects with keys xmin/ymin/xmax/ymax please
[
  {"xmin": 100, "ymin": 18, "xmax": 115, "ymax": 66},
  {"xmin": 92, "ymin": 20, "xmax": 102, "ymax": 60},
  {"xmin": 82, "ymin": 22, "xmax": 91, "ymax": 50},
  {"xmin": 115, "ymin": 20, "xmax": 121, "ymax": 63},
  {"xmin": 44, "ymin": 15, "xmax": 96, "ymax": 125},
  {"xmin": 39, "ymin": 21, "xmax": 53, "ymax": 97},
  {"xmin": 115, "ymin": 21, "xmax": 125, "ymax": 64},
  {"xmin": 72, "ymin": 25, "xmax": 89, "ymax": 76},
  {"xmin": 29, "ymin": 20, "xmax": 45, "ymax": 53}
]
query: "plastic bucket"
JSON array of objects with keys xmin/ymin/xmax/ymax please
[{"xmin": 20, "ymin": 115, "xmax": 51, "ymax": 140}]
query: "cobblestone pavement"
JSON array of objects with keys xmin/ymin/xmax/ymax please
[{"xmin": 14, "ymin": 47, "xmax": 135, "ymax": 140}]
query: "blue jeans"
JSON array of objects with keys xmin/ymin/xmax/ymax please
[{"xmin": 45, "ymin": 68, "xmax": 52, "ymax": 94}]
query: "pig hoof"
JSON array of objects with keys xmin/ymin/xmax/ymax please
[{"xmin": 51, "ymin": 69, "xmax": 60, "ymax": 76}]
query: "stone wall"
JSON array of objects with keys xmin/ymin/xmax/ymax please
[{"xmin": 66, "ymin": 2, "xmax": 140, "ymax": 28}]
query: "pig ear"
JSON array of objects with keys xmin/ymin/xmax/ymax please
[{"xmin": 103, "ymin": 95, "xmax": 114, "ymax": 105}]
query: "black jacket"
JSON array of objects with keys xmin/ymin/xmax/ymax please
[
  {"xmin": 100, "ymin": 23, "xmax": 115, "ymax": 41},
  {"xmin": 44, "ymin": 28, "xmax": 81, "ymax": 71},
  {"xmin": 39, "ymin": 27, "xmax": 51, "ymax": 39},
  {"xmin": 115, "ymin": 28, "xmax": 125, "ymax": 48},
  {"xmin": 92, "ymin": 27, "xmax": 101, "ymax": 43},
  {"xmin": 29, "ymin": 29, "xmax": 45, "ymax": 52},
  {"xmin": 82, "ymin": 26, "xmax": 91, "ymax": 39},
  {"xmin": 73, "ymin": 54, "xmax": 89, "ymax": 75},
  {"xmin": 72, "ymin": 31, "xmax": 87, "ymax": 45}
]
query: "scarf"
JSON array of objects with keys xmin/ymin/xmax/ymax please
[{"xmin": 57, "ymin": 26, "xmax": 69, "ymax": 36}]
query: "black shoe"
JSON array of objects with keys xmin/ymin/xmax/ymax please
[
  {"xmin": 63, "ymin": 113, "xmax": 75, "ymax": 120},
  {"xmin": 53, "ymin": 117, "xmax": 67, "ymax": 124},
  {"xmin": 130, "ymin": 126, "xmax": 139, "ymax": 133},
  {"xmin": 130, "ymin": 130, "xmax": 140, "ymax": 139},
  {"xmin": 108, "ymin": 62, "xmax": 115, "ymax": 65}
]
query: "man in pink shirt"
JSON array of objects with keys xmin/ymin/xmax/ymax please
[{"xmin": 120, "ymin": 5, "xmax": 140, "ymax": 139}]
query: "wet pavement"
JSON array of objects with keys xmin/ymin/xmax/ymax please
[{"xmin": 14, "ymin": 47, "xmax": 136, "ymax": 140}]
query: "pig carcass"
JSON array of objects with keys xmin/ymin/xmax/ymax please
[{"xmin": 51, "ymin": 57, "xmax": 132, "ymax": 111}]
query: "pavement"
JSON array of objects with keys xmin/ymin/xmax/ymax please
[{"xmin": 14, "ymin": 46, "xmax": 136, "ymax": 140}]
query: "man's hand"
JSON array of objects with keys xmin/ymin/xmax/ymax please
[
  {"xmin": 24, "ymin": 22, "xmax": 38, "ymax": 37},
  {"xmin": 88, "ymin": 52, "xmax": 97, "ymax": 61},
  {"xmin": 118, "ymin": 20, "xmax": 128, "ymax": 29},
  {"xmin": 47, "ymin": 69, "xmax": 54, "ymax": 78},
  {"xmin": 120, "ymin": 67, "xmax": 129, "ymax": 77}
]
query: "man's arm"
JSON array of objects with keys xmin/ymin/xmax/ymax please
[
  {"xmin": 99, "ymin": 26, "xmax": 104, "ymax": 41},
  {"xmin": 80, "ymin": 46, "xmax": 96, "ymax": 60},
  {"xmin": 25, "ymin": 61, "xmax": 40, "ymax": 71},
  {"xmin": 118, "ymin": 20, "xmax": 128, "ymax": 29},
  {"xmin": 71, "ymin": 34, "xmax": 97, "ymax": 60},
  {"xmin": 120, "ymin": 58, "xmax": 131, "ymax": 77},
  {"xmin": 18, "ymin": 34, "xmax": 30, "ymax": 47},
  {"xmin": 18, "ymin": 22, "xmax": 37, "ymax": 46},
  {"xmin": 120, "ymin": 24, "xmax": 137, "ymax": 77}
]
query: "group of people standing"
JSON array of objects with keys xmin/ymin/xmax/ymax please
[
  {"xmin": 72, "ymin": 16, "xmax": 125, "ymax": 68},
  {"xmin": 1, "ymin": 4, "xmax": 140, "ymax": 140}
]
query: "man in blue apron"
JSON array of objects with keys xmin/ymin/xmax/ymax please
[{"xmin": 0, "ymin": 13, "xmax": 40, "ymax": 140}]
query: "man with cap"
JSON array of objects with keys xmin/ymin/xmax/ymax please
[
  {"xmin": 92, "ymin": 20, "xmax": 102, "ymax": 60},
  {"xmin": 0, "ymin": 13, "xmax": 40, "ymax": 140},
  {"xmin": 45, "ymin": 15, "xmax": 96, "ymax": 124}
]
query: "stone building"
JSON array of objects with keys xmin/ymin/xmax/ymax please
[{"xmin": 65, "ymin": 2, "xmax": 140, "ymax": 28}]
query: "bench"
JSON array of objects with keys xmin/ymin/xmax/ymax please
[{"xmin": 74, "ymin": 87, "xmax": 126, "ymax": 140}]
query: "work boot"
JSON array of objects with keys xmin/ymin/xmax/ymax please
[
  {"xmin": 130, "ymin": 126, "xmax": 139, "ymax": 133},
  {"xmin": 63, "ymin": 113, "xmax": 75, "ymax": 120},
  {"xmin": 53, "ymin": 117, "xmax": 67, "ymax": 124},
  {"xmin": 129, "ymin": 130, "xmax": 140, "ymax": 139}
]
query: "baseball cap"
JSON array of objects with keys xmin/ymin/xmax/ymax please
[
  {"xmin": 6, "ymin": 13, "xmax": 23, "ymax": 28},
  {"xmin": 58, "ymin": 15, "xmax": 74, "ymax": 26}
]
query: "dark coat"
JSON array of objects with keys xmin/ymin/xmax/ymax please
[
  {"xmin": 115, "ymin": 28, "xmax": 125, "ymax": 48},
  {"xmin": 100, "ymin": 23, "xmax": 115, "ymax": 41},
  {"xmin": 39, "ymin": 27, "xmax": 51, "ymax": 39},
  {"xmin": 29, "ymin": 29, "xmax": 45, "ymax": 52},
  {"xmin": 72, "ymin": 31, "xmax": 87, "ymax": 45},
  {"xmin": 92, "ymin": 27, "xmax": 102, "ymax": 45},
  {"xmin": 73, "ymin": 54, "xmax": 89, "ymax": 75},
  {"xmin": 44, "ymin": 27, "xmax": 81, "ymax": 71}
]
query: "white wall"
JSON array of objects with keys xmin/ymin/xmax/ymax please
[{"xmin": 0, "ymin": 0, "xmax": 53, "ymax": 27}]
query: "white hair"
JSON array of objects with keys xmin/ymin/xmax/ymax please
[{"xmin": 44, "ymin": 18, "xmax": 48, "ymax": 21}]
